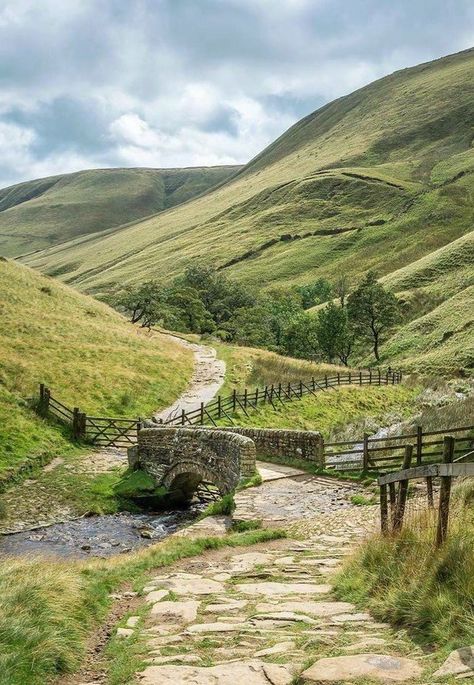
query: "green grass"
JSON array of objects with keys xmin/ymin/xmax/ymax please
[
  {"xmin": 21, "ymin": 49, "xmax": 474, "ymax": 372},
  {"xmin": 214, "ymin": 341, "xmax": 349, "ymax": 395},
  {"xmin": 0, "ymin": 166, "xmax": 240, "ymax": 257},
  {"xmin": 0, "ymin": 259, "xmax": 193, "ymax": 484},
  {"xmin": 217, "ymin": 384, "xmax": 419, "ymax": 435},
  {"xmin": 335, "ymin": 479, "xmax": 474, "ymax": 649},
  {"xmin": 0, "ymin": 527, "xmax": 284, "ymax": 685}
]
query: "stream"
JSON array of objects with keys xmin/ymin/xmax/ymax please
[{"xmin": 0, "ymin": 507, "xmax": 202, "ymax": 559}]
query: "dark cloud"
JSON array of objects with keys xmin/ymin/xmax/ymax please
[{"xmin": 0, "ymin": 0, "xmax": 472, "ymax": 186}]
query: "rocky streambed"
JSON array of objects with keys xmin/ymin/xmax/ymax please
[{"xmin": 0, "ymin": 507, "xmax": 202, "ymax": 559}]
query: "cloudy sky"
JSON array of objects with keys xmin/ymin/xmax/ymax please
[{"xmin": 0, "ymin": 0, "xmax": 473, "ymax": 188}]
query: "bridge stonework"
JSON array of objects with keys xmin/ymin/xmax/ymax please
[
  {"xmin": 129, "ymin": 425, "xmax": 324, "ymax": 502},
  {"xmin": 129, "ymin": 426, "xmax": 256, "ymax": 501}
]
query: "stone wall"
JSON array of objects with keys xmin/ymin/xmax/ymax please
[
  {"xmin": 130, "ymin": 426, "xmax": 256, "ymax": 499},
  {"xmin": 207, "ymin": 427, "xmax": 324, "ymax": 466}
]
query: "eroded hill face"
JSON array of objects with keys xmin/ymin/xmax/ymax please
[
  {"xmin": 22, "ymin": 49, "xmax": 474, "ymax": 298},
  {"xmin": 0, "ymin": 165, "xmax": 241, "ymax": 257}
]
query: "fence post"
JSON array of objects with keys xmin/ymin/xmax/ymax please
[
  {"xmin": 369, "ymin": 369, "xmax": 372, "ymax": 385},
  {"xmin": 337, "ymin": 372, "xmax": 340, "ymax": 385},
  {"xmin": 378, "ymin": 369, "xmax": 381, "ymax": 385},
  {"xmin": 389, "ymin": 482, "xmax": 397, "ymax": 525},
  {"xmin": 255, "ymin": 388, "xmax": 259, "ymax": 406},
  {"xmin": 233, "ymin": 389, "xmax": 237, "ymax": 412},
  {"xmin": 217, "ymin": 395, "xmax": 222, "ymax": 419},
  {"xmin": 278, "ymin": 383, "xmax": 282, "ymax": 399},
  {"xmin": 137, "ymin": 417, "xmax": 143, "ymax": 435},
  {"xmin": 287, "ymin": 382, "xmax": 291, "ymax": 398},
  {"xmin": 200, "ymin": 402, "xmax": 204, "ymax": 425},
  {"xmin": 380, "ymin": 484, "xmax": 389, "ymax": 535},
  {"xmin": 348, "ymin": 371, "xmax": 352, "ymax": 385},
  {"xmin": 426, "ymin": 477, "xmax": 434, "ymax": 507},
  {"xmin": 312, "ymin": 377, "xmax": 316, "ymax": 391},
  {"xmin": 181, "ymin": 409, "xmax": 186, "ymax": 425},
  {"xmin": 393, "ymin": 444, "xmax": 413, "ymax": 532},
  {"xmin": 38, "ymin": 383, "xmax": 51, "ymax": 417},
  {"xmin": 359, "ymin": 370, "xmax": 363, "ymax": 386},
  {"xmin": 436, "ymin": 436, "xmax": 454, "ymax": 547},
  {"xmin": 244, "ymin": 388, "xmax": 248, "ymax": 409},
  {"xmin": 318, "ymin": 436, "xmax": 325, "ymax": 469},
  {"xmin": 416, "ymin": 425, "xmax": 423, "ymax": 465},
  {"xmin": 386, "ymin": 369, "xmax": 389, "ymax": 384},
  {"xmin": 72, "ymin": 407, "xmax": 81, "ymax": 440},
  {"xmin": 299, "ymin": 381, "xmax": 303, "ymax": 398},
  {"xmin": 363, "ymin": 433, "xmax": 370, "ymax": 471}
]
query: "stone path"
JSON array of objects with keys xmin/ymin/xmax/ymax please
[
  {"xmin": 103, "ymin": 469, "xmax": 438, "ymax": 685},
  {"xmin": 155, "ymin": 335, "xmax": 225, "ymax": 422}
]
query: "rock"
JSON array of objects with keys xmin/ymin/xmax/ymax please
[
  {"xmin": 332, "ymin": 612, "xmax": 373, "ymax": 623},
  {"xmin": 139, "ymin": 660, "xmax": 293, "ymax": 684},
  {"xmin": 150, "ymin": 600, "xmax": 199, "ymax": 623},
  {"xmin": 434, "ymin": 646, "xmax": 474, "ymax": 678},
  {"xmin": 229, "ymin": 552, "xmax": 273, "ymax": 572},
  {"xmin": 126, "ymin": 616, "xmax": 140, "ymax": 628},
  {"xmin": 81, "ymin": 544, "xmax": 91, "ymax": 551},
  {"xmin": 236, "ymin": 582, "xmax": 332, "ymax": 596},
  {"xmin": 273, "ymin": 556, "xmax": 295, "ymax": 566},
  {"xmin": 251, "ymin": 612, "xmax": 317, "ymax": 625},
  {"xmin": 155, "ymin": 573, "xmax": 224, "ymax": 595},
  {"xmin": 301, "ymin": 654, "xmax": 423, "ymax": 682},
  {"xmin": 213, "ymin": 572, "xmax": 232, "ymax": 581},
  {"xmin": 255, "ymin": 601, "xmax": 355, "ymax": 617},
  {"xmin": 205, "ymin": 600, "xmax": 248, "ymax": 613},
  {"xmin": 146, "ymin": 654, "xmax": 202, "ymax": 665},
  {"xmin": 186, "ymin": 622, "xmax": 246, "ymax": 633},
  {"xmin": 145, "ymin": 589, "xmax": 169, "ymax": 603},
  {"xmin": 254, "ymin": 641, "xmax": 295, "ymax": 657},
  {"xmin": 116, "ymin": 628, "xmax": 134, "ymax": 638}
]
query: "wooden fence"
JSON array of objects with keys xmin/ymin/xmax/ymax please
[
  {"xmin": 323, "ymin": 424, "xmax": 474, "ymax": 473},
  {"xmin": 378, "ymin": 436, "xmax": 474, "ymax": 546},
  {"xmin": 160, "ymin": 368, "xmax": 402, "ymax": 427},
  {"xmin": 38, "ymin": 383, "xmax": 140, "ymax": 447}
]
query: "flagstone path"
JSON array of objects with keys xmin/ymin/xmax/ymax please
[{"xmin": 94, "ymin": 466, "xmax": 446, "ymax": 684}]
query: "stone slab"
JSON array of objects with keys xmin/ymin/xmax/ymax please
[
  {"xmin": 302, "ymin": 653, "xmax": 423, "ymax": 683},
  {"xmin": 139, "ymin": 660, "xmax": 293, "ymax": 684},
  {"xmin": 150, "ymin": 600, "xmax": 199, "ymax": 623},
  {"xmin": 236, "ymin": 582, "xmax": 332, "ymax": 596},
  {"xmin": 255, "ymin": 601, "xmax": 355, "ymax": 617},
  {"xmin": 434, "ymin": 646, "xmax": 474, "ymax": 678}
]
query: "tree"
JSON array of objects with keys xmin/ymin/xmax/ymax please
[
  {"xmin": 334, "ymin": 275, "xmax": 349, "ymax": 308},
  {"xmin": 317, "ymin": 302, "xmax": 353, "ymax": 364},
  {"xmin": 296, "ymin": 278, "xmax": 332, "ymax": 309},
  {"xmin": 114, "ymin": 281, "xmax": 163, "ymax": 326},
  {"xmin": 347, "ymin": 271, "xmax": 400, "ymax": 361},
  {"xmin": 281, "ymin": 312, "xmax": 320, "ymax": 359}
]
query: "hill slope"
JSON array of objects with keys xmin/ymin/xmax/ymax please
[
  {"xmin": 0, "ymin": 165, "xmax": 240, "ymax": 257},
  {"xmin": 0, "ymin": 259, "xmax": 193, "ymax": 483},
  {"xmin": 23, "ymin": 49, "xmax": 474, "ymax": 301}
]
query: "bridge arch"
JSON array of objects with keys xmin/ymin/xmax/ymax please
[{"xmin": 129, "ymin": 426, "xmax": 256, "ymax": 503}]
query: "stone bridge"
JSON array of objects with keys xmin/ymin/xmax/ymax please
[{"xmin": 128, "ymin": 425, "xmax": 323, "ymax": 502}]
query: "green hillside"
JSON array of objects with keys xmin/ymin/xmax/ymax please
[
  {"xmin": 0, "ymin": 259, "xmax": 193, "ymax": 483},
  {"xmin": 23, "ymin": 49, "xmax": 474, "ymax": 295},
  {"xmin": 0, "ymin": 165, "xmax": 240, "ymax": 257}
]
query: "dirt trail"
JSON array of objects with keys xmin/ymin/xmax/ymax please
[{"xmin": 154, "ymin": 334, "xmax": 226, "ymax": 422}]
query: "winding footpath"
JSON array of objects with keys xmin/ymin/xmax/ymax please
[
  {"xmin": 69, "ymin": 466, "xmax": 455, "ymax": 685},
  {"xmin": 154, "ymin": 334, "xmax": 226, "ymax": 422}
]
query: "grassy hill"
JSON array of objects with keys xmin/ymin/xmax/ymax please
[
  {"xmin": 18, "ymin": 49, "xmax": 474, "ymax": 373},
  {"xmin": 0, "ymin": 165, "xmax": 240, "ymax": 257},
  {"xmin": 0, "ymin": 259, "xmax": 193, "ymax": 484}
]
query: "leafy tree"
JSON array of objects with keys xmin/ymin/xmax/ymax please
[
  {"xmin": 114, "ymin": 281, "xmax": 163, "ymax": 326},
  {"xmin": 281, "ymin": 312, "xmax": 320, "ymax": 359},
  {"xmin": 224, "ymin": 303, "xmax": 277, "ymax": 348},
  {"xmin": 334, "ymin": 274, "xmax": 349, "ymax": 308},
  {"xmin": 296, "ymin": 278, "xmax": 332, "ymax": 309},
  {"xmin": 317, "ymin": 301, "xmax": 353, "ymax": 364},
  {"xmin": 347, "ymin": 271, "xmax": 400, "ymax": 361},
  {"xmin": 167, "ymin": 286, "xmax": 216, "ymax": 334}
]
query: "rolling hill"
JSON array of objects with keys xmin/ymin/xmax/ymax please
[
  {"xmin": 0, "ymin": 258, "xmax": 193, "ymax": 483},
  {"xmin": 0, "ymin": 165, "xmax": 240, "ymax": 257},
  {"xmin": 17, "ymin": 48, "xmax": 474, "ymax": 373}
]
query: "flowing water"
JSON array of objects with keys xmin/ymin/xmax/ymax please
[{"xmin": 0, "ymin": 507, "xmax": 201, "ymax": 559}]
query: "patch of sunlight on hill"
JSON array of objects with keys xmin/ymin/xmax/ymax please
[{"xmin": 0, "ymin": 259, "xmax": 193, "ymax": 481}]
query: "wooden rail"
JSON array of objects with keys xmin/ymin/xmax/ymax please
[
  {"xmin": 161, "ymin": 368, "xmax": 402, "ymax": 427},
  {"xmin": 378, "ymin": 436, "xmax": 474, "ymax": 546}
]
